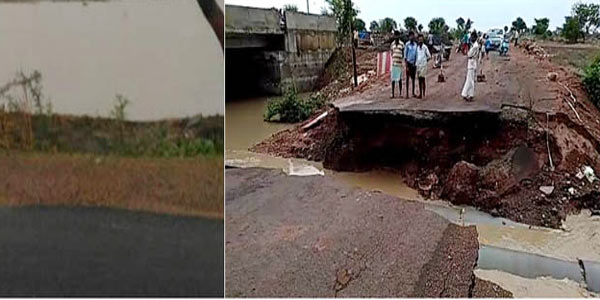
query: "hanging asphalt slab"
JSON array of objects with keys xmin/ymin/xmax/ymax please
[{"xmin": 0, "ymin": 206, "xmax": 223, "ymax": 297}]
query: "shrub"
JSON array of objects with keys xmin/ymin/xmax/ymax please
[
  {"xmin": 264, "ymin": 87, "xmax": 327, "ymax": 123},
  {"xmin": 583, "ymin": 55, "xmax": 600, "ymax": 108}
]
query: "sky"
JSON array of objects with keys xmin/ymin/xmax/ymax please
[{"xmin": 225, "ymin": 0, "xmax": 600, "ymax": 32}]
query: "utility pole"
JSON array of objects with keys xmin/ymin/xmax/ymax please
[
  {"xmin": 347, "ymin": 0, "xmax": 358, "ymax": 87},
  {"xmin": 306, "ymin": 0, "xmax": 309, "ymax": 14}
]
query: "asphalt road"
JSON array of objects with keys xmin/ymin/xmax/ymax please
[{"xmin": 0, "ymin": 206, "xmax": 223, "ymax": 297}]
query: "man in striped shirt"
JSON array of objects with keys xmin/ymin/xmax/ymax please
[{"xmin": 390, "ymin": 31, "xmax": 404, "ymax": 99}]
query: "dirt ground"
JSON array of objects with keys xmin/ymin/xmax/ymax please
[
  {"xmin": 226, "ymin": 167, "xmax": 510, "ymax": 297},
  {"xmin": 252, "ymin": 43, "xmax": 600, "ymax": 228},
  {"xmin": 0, "ymin": 152, "xmax": 224, "ymax": 218}
]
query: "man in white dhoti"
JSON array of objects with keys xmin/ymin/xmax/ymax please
[{"xmin": 461, "ymin": 32, "xmax": 481, "ymax": 102}]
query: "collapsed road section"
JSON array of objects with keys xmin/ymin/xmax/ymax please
[
  {"xmin": 253, "ymin": 44, "xmax": 600, "ymax": 228},
  {"xmin": 226, "ymin": 167, "xmax": 510, "ymax": 298}
]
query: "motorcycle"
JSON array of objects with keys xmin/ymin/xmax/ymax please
[
  {"xmin": 499, "ymin": 39, "xmax": 510, "ymax": 56},
  {"xmin": 432, "ymin": 44, "xmax": 452, "ymax": 68}
]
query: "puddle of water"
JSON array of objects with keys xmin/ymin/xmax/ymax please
[
  {"xmin": 478, "ymin": 211, "xmax": 600, "ymax": 262},
  {"xmin": 426, "ymin": 204, "xmax": 525, "ymax": 228},
  {"xmin": 332, "ymin": 169, "xmax": 526, "ymax": 227},
  {"xmin": 475, "ymin": 269, "xmax": 595, "ymax": 298},
  {"xmin": 478, "ymin": 245, "xmax": 585, "ymax": 284},
  {"xmin": 0, "ymin": 0, "xmax": 223, "ymax": 120},
  {"xmin": 330, "ymin": 170, "xmax": 422, "ymax": 201}
]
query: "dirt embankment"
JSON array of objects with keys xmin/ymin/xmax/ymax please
[
  {"xmin": 253, "ymin": 44, "xmax": 600, "ymax": 228},
  {"xmin": 0, "ymin": 152, "xmax": 224, "ymax": 218}
]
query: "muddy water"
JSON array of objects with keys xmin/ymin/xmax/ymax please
[
  {"xmin": 225, "ymin": 97, "xmax": 291, "ymax": 151},
  {"xmin": 0, "ymin": 0, "xmax": 224, "ymax": 121}
]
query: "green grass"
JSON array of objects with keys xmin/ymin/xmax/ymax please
[
  {"xmin": 264, "ymin": 88, "xmax": 326, "ymax": 123},
  {"xmin": 1, "ymin": 112, "xmax": 224, "ymax": 158},
  {"xmin": 545, "ymin": 45, "xmax": 600, "ymax": 74}
]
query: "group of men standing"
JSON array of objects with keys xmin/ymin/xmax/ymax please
[
  {"xmin": 390, "ymin": 31, "xmax": 431, "ymax": 99},
  {"xmin": 389, "ymin": 30, "xmax": 483, "ymax": 102}
]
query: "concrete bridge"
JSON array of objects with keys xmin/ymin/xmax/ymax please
[{"xmin": 225, "ymin": 5, "xmax": 337, "ymax": 97}]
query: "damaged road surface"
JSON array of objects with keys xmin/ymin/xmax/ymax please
[
  {"xmin": 253, "ymin": 46, "xmax": 600, "ymax": 228},
  {"xmin": 226, "ymin": 168, "xmax": 509, "ymax": 297}
]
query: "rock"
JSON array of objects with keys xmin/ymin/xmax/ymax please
[
  {"xmin": 269, "ymin": 113, "xmax": 281, "ymax": 122},
  {"xmin": 442, "ymin": 161, "xmax": 480, "ymax": 205},
  {"xmin": 336, "ymin": 269, "xmax": 351, "ymax": 286},
  {"xmin": 547, "ymin": 72, "xmax": 558, "ymax": 82},
  {"xmin": 418, "ymin": 173, "xmax": 439, "ymax": 192},
  {"xmin": 582, "ymin": 166, "xmax": 597, "ymax": 183},
  {"xmin": 539, "ymin": 186, "xmax": 555, "ymax": 195}
]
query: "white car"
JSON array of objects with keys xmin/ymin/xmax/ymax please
[{"xmin": 486, "ymin": 29, "xmax": 504, "ymax": 50}]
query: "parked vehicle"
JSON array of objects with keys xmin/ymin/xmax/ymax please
[
  {"xmin": 357, "ymin": 31, "xmax": 372, "ymax": 46},
  {"xmin": 486, "ymin": 31, "xmax": 503, "ymax": 51}
]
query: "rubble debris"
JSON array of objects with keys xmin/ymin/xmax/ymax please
[
  {"xmin": 302, "ymin": 111, "xmax": 329, "ymax": 132},
  {"xmin": 522, "ymin": 40, "xmax": 550, "ymax": 59},
  {"xmin": 540, "ymin": 186, "xmax": 555, "ymax": 195},
  {"xmin": 582, "ymin": 166, "xmax": 597, "ymax": 183},
  {"xmin": 569, "ymin": 187, "xmax": 577, "ymax": 195}
]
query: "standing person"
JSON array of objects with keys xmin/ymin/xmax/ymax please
[
  {"xmin": 461, "ymin": 32, "xmax": 470, "ymax": 54},
  {"xmin": 390, "ymin": 31, "xmax": 405, "ymax": 98},
  {"xmin": 404, "ymin": 31, "xmax": 418, "ymax": 98},
  {"xmin": 481, "ymin": 34, "xmax": 487, "ymax": 57},
  {"xmin": 415, "ymin": 34, "xmax": 431, "ymax": 99},
  {"xmin": 461, "ymin": 31, "xmax": 482, "ymax": 102}
]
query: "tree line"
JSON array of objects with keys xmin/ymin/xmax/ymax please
[{"xmin": 298, "ymin": 0, "xmax": 599, "ymax": 44}]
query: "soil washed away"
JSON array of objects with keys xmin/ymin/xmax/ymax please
[{"xmin": 253, "ymin": 44, "xmax": 600, "ymax": 229}]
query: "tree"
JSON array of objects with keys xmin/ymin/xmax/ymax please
[
  {"xmin": 354, "ymin": 18, "xmax": 366, "ymax": 32},
  {"xmin": 369, "ymin": 20, "xmax": 380, "ymax": 32},
  {"xmin": 533, "ymin": 18, "xmax": 550, "ymax": 37},
  {"xmin": 418, "ymin": 24, "xmax": 423, "ymax": 32},
  {"xmin": 428, "ymin": 17, "xmax": 446, "ymax": 34},
  {"xmin": 512, "ymin": 17, "xmax": 527, "ymax": 33},
  {"xmin": 379, "ymin": 17, "xmax": 397, "ymax": 33},
  {"xmin": 452, "ymin": 17, "xmax": 469, "ymax": 40},
  {"xmin": 573, "ymin": 2, "xmax": 600, "ymax": 42},
  {"xmin": 283, "ymin": 4, "xmax": 299, "ymax": 12},
  {"xmin": 456, "ymin": 17, "xmax": 465, "ymax": 30},
  {"xmin": 404, "ymin": 17, "xmax": 418, "ymax": 32},
  {"xmin": 562, "ymin": 16, "xmax": 583, "ymax": 43},
  {"xmin": 325, "ymin": 0, "xmax": 359, "ymax": 42},
  {"xmin": 465, "ymin": 18, "xmax": 473, "ymax": 32}
]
